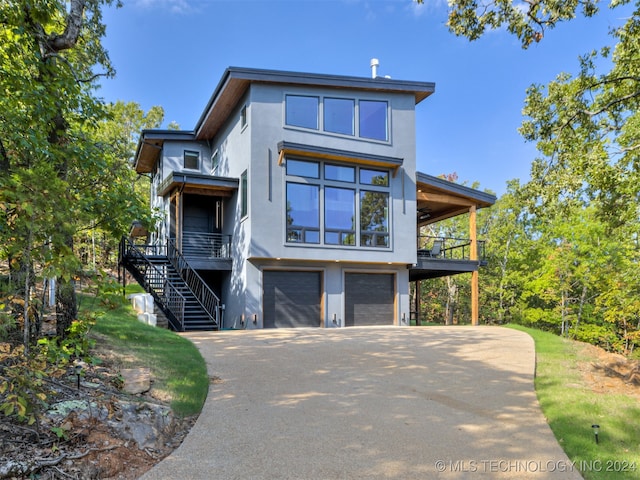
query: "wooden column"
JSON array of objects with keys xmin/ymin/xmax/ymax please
[
  {"xmin": 470, "ymin": 205, "xmax": 479, "ymax": 325},
  {"xmin": 415, "ymin": 280, "xmax": 421, "ymax": 326}
]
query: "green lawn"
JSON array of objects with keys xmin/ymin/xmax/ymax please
[
  {"xmin": 507, "ymin": 324, "xmax": 640, "ymax": 480},
  {"xmin": 79, "ymin": 288, "xmax": 209, "ymax": 417}
]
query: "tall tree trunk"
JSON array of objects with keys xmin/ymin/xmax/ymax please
[
  {"xmin": 445, "ymin": 277, "xmax": 458, "ymax": 325},
  {"xmin": 498, "ymin": 237, "xmax": 511, "ymax": 323},
  {"xmin": 56, "ymin": 236, "xmax": 77, "ymax": 337}
]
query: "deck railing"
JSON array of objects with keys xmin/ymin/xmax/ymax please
[
  {"xmin": 181, "ymin": 231, "xmax": 232, "ymax": 259},
  {"xmin": 417, "ymin": 235, "xmax": 486, "ymax": 263}
]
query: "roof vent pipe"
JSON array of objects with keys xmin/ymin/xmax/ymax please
[{"xmin": 370, "ymin": 58, "xmax": 379, "ymax": 79}]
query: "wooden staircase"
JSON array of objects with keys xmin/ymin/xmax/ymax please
[{"xmin": 119, "ymin": 237, "xmax": 221, "ymax": 331}]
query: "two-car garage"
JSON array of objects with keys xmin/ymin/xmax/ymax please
[{"xmin": 262, "ymin": 270, "xmax": 396, "ymax": 328}]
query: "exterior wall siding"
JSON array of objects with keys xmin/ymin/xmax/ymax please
[{"xmin": 146, "ymin": 77, "xmax": 419, "ymax": 329}]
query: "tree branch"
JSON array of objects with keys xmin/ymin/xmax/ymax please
[
  {"xmin": 47, "ymin": 0, "xmax": 87, "ymax": 53},
  {"xmin": 44, "ymin": 52, "xmax": 111, "ymax": 84}
]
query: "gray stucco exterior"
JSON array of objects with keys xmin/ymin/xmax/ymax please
[{"xmin": 136, "ymin": 67, "xmax": 439, "ymax": 329}]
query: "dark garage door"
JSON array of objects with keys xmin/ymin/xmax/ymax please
[
  {"xmin": 263, "ymin": 271, "xmax": 322, "ymax": 328},
  {"xmin": 345, "ymin": 273, "xmax": 395, "ymax": 326}
]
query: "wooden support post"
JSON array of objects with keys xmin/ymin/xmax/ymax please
[
  {"xmin": 415, "ymin": 280, "xmax": 421, "ymax": 326},
  {"xmin": 470, "ymin": 205, "xmax": 479, "ymax": 325}
]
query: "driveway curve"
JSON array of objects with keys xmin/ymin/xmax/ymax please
[{"xmin": 142, "ymin": 326, "xmax": 582, "ymax": 479}]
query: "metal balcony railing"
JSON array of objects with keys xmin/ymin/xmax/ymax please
[
  {"xmin": 181, "ymin": 231, "xmax": 232, "ymax": 259},
  {"xmin": 417, "ymin": 235, "xmax": 487, "ymax": 263}
]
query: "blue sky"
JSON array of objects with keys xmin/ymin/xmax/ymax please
[{"xmin": 99, "ymin": 0, "xmax": 630, "ymax": 196}]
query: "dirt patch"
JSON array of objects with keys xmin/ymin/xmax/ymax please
[
  {"xmin": 0, "ymin": 349, "xmax": 197, "ymax": 480},
  {"xmin": 576, "ymin": 342, "xmax": 640, "ymax": 398}
]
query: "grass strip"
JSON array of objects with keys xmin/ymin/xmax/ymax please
[
  {"xmin": 507, "ymin": 324, "xmax": 640, "ymax": 480},
  {"xmin": 79, "ymin": 288, "xmax": 208, "ymax": 417}
]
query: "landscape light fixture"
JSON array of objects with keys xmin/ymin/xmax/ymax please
[
  {"xmin": 75, "ymin": 364, "xmax": 83, "ymax": 391},
  {"xmin": 592, "ymin": 424, "xmax": 600, "ymax": 444}
]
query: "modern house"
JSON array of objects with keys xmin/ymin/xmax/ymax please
[{"xmin": 119, "ymin": 63, "xmax": 496, "ymax": 331}]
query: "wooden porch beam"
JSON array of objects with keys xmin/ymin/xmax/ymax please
[
  {"xmin": 416, "ymin": 191, "xmax": 476, "ymax": 206},
  {"xmin": 469, "ymin": 205, "xmax": 479, "ymax": 326}
]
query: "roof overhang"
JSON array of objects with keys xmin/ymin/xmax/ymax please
[
  {"xmin": 158, "ymin": 171, "xmax": 239, "ymax": 197},
  {"xmin": 277, "ymin": 141, "xmax": 403, "ymax": 176},
  {"xmin": 195, "ymin": 67, "xmax": 436, "ymax": 140},
  {"xmin": 416, "ymin": 172, "xmax": 497, "ymax": 226},
  {"xmin": 134, "ymin": 130, "xmax": 196, "ymax": 174}
]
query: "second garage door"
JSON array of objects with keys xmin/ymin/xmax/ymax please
[
  {"xmin": 345, "ymin": 273, "xmax": 395, "ymax": 326},
  {"xmin": 263, "ymin": 271, "xmax": 322, "ymax": 328}
]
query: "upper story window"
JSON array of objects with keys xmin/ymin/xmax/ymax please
[
  {"xmin": 184, "ymin": 150, "xmax": 200, "ymax": 170},
  {"xmin": 324, "ymin": 97, "xmax": 354, "ymax": 135},
  {"xmin": 211, "ymin": 150, "xmax": 220, "ymax": 174},
  {"xmin": 241, "ymin": 105, "xmax": 248, "ymax": 129},
  {"xmin": 359, "ymin": 100, "xmax": 388, "ymax": 141},
  {"xmin": 286, "ymin": 95, "xmax": 319, "ymax": 130},
  {"xmin": 285, "ymin": 158, "xmax": 390, "ymax": 248},
  {"xmin": 285, "ymin": 94, "xmax": 388, "ymax": 142}
]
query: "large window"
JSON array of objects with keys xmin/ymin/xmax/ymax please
[
  {"xmin": 286, "ymin": 183, "xmax": 320, "ymax": 243},
  {"xmin": 285, "ymin": 94, "xmax": 388, "ymax": 142},
  {"xmin": 325, "ymin": 187, "xmax": 355, "ymax": 245},
  {"xmin": 285, "ymin": 159, "xmax": 390, "ymax": 248}
]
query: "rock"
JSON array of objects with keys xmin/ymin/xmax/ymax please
[
  {"xmin": 47, "ymin": 400, "xmax": 108, "ymax": 422},
  {"xmin": 120, "ymin": 367, "xmax": 151, "ymax": 395},
  {"xmin": 108, "ymin": 400, "xmax": 174, "ymax": 450}
]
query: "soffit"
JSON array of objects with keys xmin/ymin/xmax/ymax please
[
  {"xmin": 158, "ymin": 172, "xmax": 239, "ymax": 197},
  {"xmin": 134, "ymin": 131, "xmax": 196, "ymax": 174},
  {"xmin": 416, "ymin": 172, "xmax": 496, "ymax": 226}
]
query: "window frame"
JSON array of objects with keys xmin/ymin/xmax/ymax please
[
  {"xmin": 284, "ymin": 93, "xmax": 390, "ymax": 143},
  {"xmin": 285, "ymin": 94, "xmax": 319, "ymax": 130},
  {"xmin": 211, "ymin": 150, "xmax": 220, "ymax": 174},
  {"xmin": 240, "ymin": 170, "xmax": 248, "ymax": 218},
  {"xmin": 183, "ymin": 150, "xmax": 200, "ymax": 171},
  {"xmin": 240, "ymin": 105, "xmax": 248, "ymax": 130},
  {"xmin": 284, "ymin": 157, "xmax": 391, "ymax": 249}
]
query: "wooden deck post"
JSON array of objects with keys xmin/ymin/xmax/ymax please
[
  {"xmin": 415, "ymin": 280, "xmax": 421, "ymax": 326},
  {"xmin": 470, "ymin": 205, "xmax": 479, "ymax": 325}
]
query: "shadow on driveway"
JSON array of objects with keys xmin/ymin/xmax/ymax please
[{"xmin": 142, "ymin": 326, "xmax": 582, "ymax": 479}]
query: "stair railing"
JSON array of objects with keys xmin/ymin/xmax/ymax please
[
  {"xmin": 119, "ymin": 236, "xmax": 186, "ymax": 331},
  {"xmin": 167, "ymin": 238, "xmax": 220, "ymax": 329}
]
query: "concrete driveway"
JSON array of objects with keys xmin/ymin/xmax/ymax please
[{"xmin": 141, "ymin": 327, "xmax": 582, "ymax": 479}]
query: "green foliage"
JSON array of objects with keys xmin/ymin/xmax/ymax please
[
  {"xmin": 0, "ymin": 1, "xmax": 163, "ymax": 341},
  {"xmin": 37, "ymin": 317, "xmax": 97, "ymax": 367},
  {"xmin": 0, "ymin": 316, "xmax": 98, "ymax": 427},
  {"xmin": 422, "ymin": 0, "xmax": 612, "ymax": 48},
  {"xmin": 0, "ymin": 345, "xmax": 48, "ymax": 425}
]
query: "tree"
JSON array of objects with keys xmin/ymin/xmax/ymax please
[
  {"xmin": 419, "ymin": 0, "xmax": 605, "ymax": 48},
  {"xmin": 0, "ymin": 1, "xmax": 158, "ymax": 344},
  {"xmin": 425, "ymin": 0, "xmax": 639, "ymax": 230}
]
